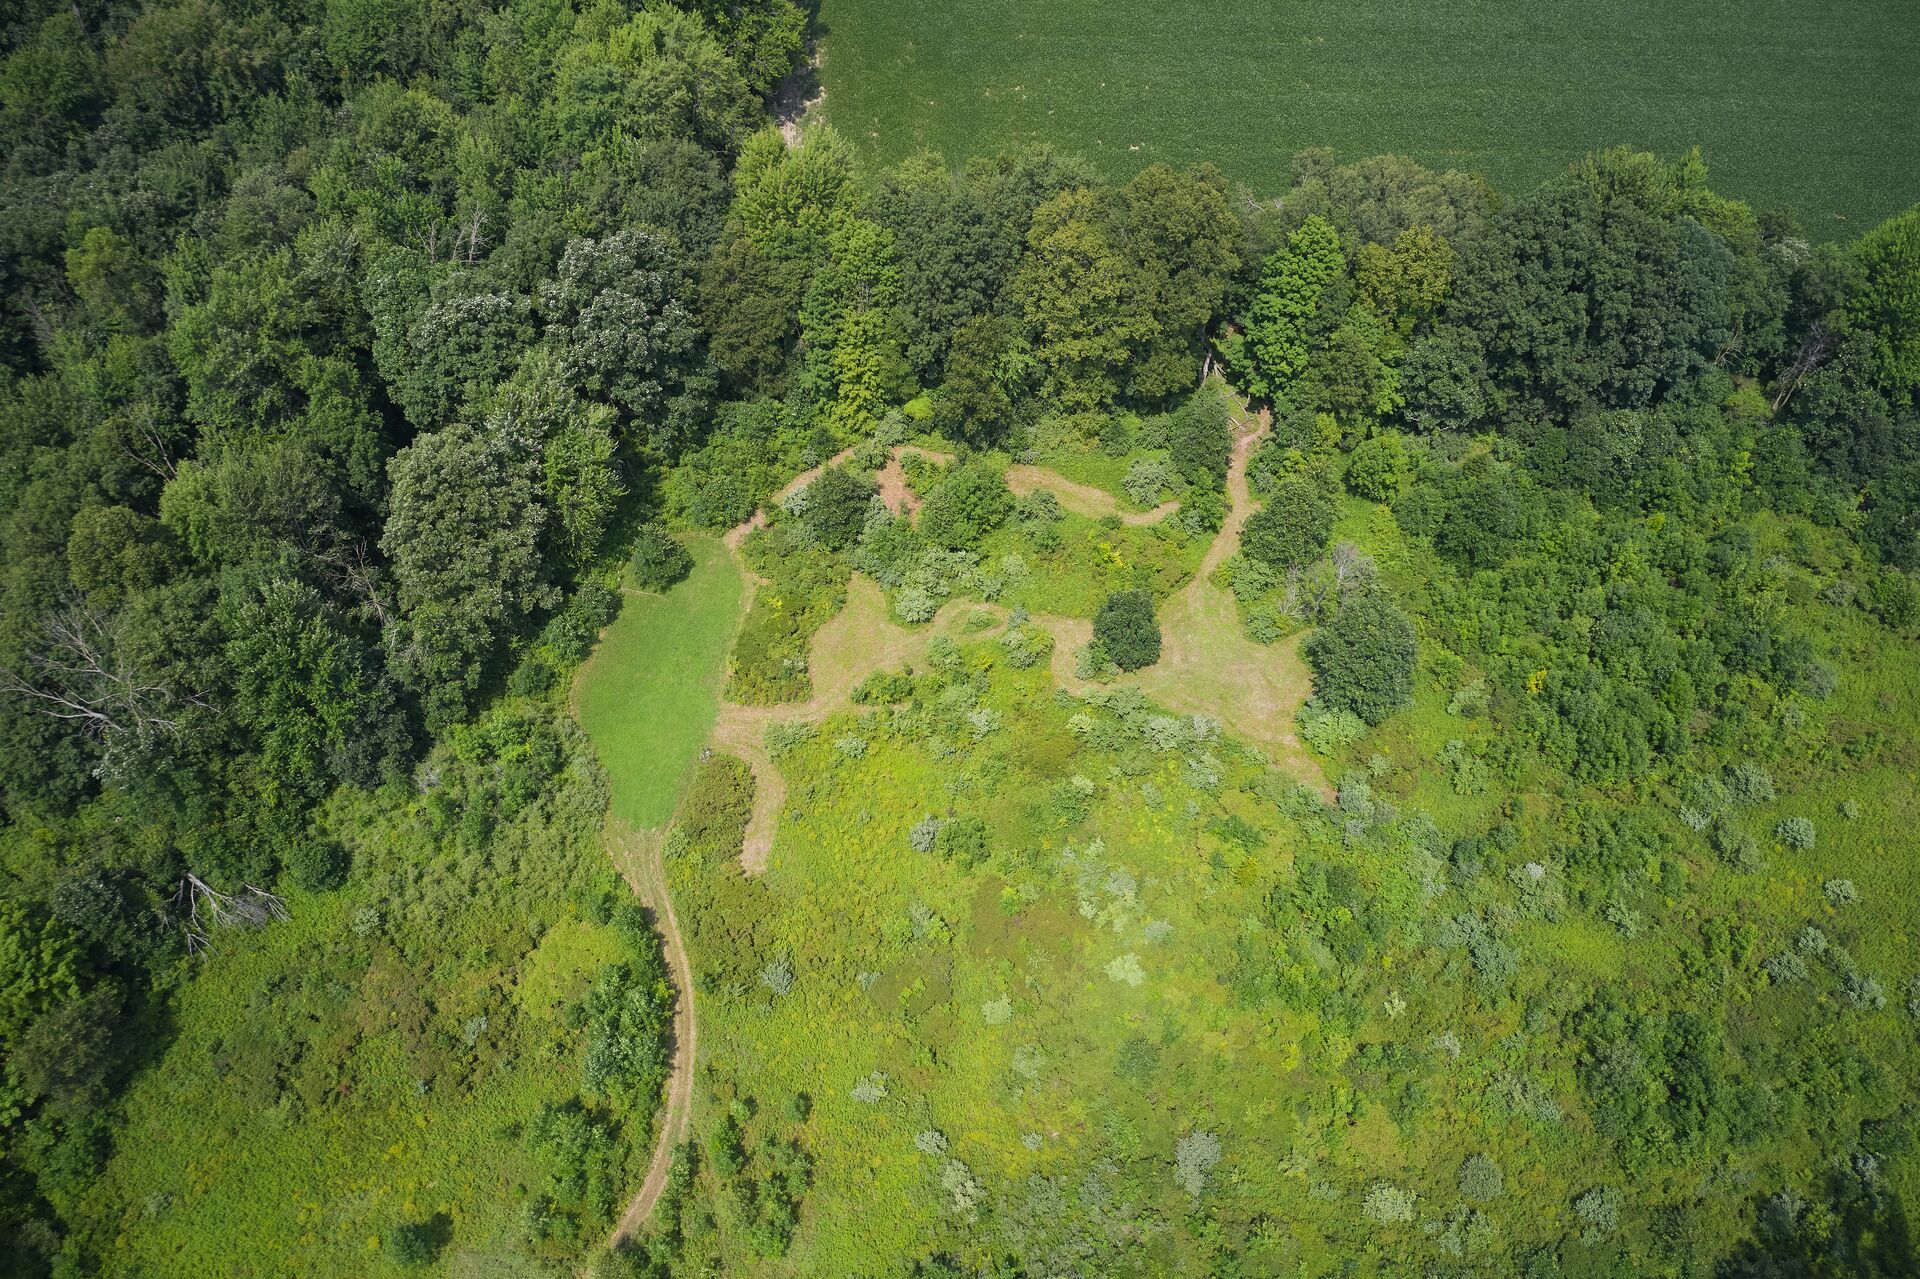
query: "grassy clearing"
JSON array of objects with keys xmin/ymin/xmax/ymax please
[
  {"xmin": 819, "ymin": 0, "xmax": 1920, "ymax": 232},
  {"xmin": 80, "ymin": 711, "xmax": 650, "ymax": 1277},
  {"xmin": 576, "ymin": 534, "xmax": 744, "ymax": 828}
]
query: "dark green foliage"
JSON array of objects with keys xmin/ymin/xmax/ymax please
[
  {"xmin": 1241, "ymin": 478, "xmax": 1336, "ymax": 570},
  {"xmin": 933, "ymin": 315, "xmax": 1017, "ymax": 448},
  {"xmin": 285, "ymin": 840, "xmax": 350, "ymax": 893},
  {"xmin": 932, "ymin": 816, "xmax": 990, "ymax": 868},
  {"xmin": 917, "ymin": 458, "xmax": 1013, "ymax": 550},
  {"xmin": 631, "ymin": 526, "xmax": 695, "ymax": 593},
  {"xmin": 1164, "ymin": 381, "xmax": 1234, "ymax": 489},
  {"xmin": 1404, "ymin": 149, "xmax": 1770, "ymax": 433},
  {"xmin": 801, "ymin": 467, "xmax": 875, "ymax": 551},
  {"xmin": 1093, "ymin": 590, "xmax": 1161, "ymax": 671},
  {"xmin": 1305, "ymin": 588, "xmax": 1415, "ymax": 724},
  {"xmin": 384, "ymin": 1219, "xmax": 437, "ymax": 1266}
]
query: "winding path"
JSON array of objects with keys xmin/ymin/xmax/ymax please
[
  {"xmin": 602, "ymin": 824, "xmax": 696, "ymax": 1250},
  {"xmin": 1003, "ymin": 464, "xmax": 1178, "ymax": 526},
  {"xmin": 596, "ymin": 403, "xmax": 1327, "ymax": 1246}
]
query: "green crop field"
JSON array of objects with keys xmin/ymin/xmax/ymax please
[{"xmin": 818, "ymin": 0, "xmax": 1920, "ymax": 232}]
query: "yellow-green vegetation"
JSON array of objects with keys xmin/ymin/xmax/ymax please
[
  {"xmin": 630, "ymin": 487, "xmax": 1920, "ymax": 1270},
  {"xmin": 578, "ymin": 535, "xmax": 745, "ymax": 826},
  {"xmin": 70, "ymin": 706, "xmax": 671, "ymax": 1276}
]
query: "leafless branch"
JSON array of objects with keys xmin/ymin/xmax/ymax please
[
  {"xmin": 1772, "ymin": 323, "xmax": 1835, "ymax": 414},
  {"xmin": 0, "ymin": 599, "xmax": 209, "ymax": 749}
]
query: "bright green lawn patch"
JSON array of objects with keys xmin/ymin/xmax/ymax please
[
  {"xmin": 819, "ymin": 0, "xmax": 1920, "ymax": 233},
  {"xmin": 576, "ymin": 533, "xmax": 743, "ymax": 827}
]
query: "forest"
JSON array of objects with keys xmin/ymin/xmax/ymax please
[{"xmin": 0, "ymin": 0, "xmax": 1916, "ymax": 1275}]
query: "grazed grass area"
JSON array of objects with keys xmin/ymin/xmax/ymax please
[
  {"xmin": 818, "ymin": 0, "xmax": 1920, "ymax": 231},
  {"xmin": 576, "ymin": 535, "xmax": 744, "ymax": 828}
]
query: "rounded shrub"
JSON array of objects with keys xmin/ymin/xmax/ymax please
[
  {"xmin": 1345, "ymin": 433, "xmax": 1409, "ymax": 501},
  {"xmin": 1305, "ymin": 588, "xmax": 1416, "ymax": 724},
  {"xmin": 802, "ymin": 466, "xmax": 875, "ymax": 550},
  {"xmin": 1093, "ymin": 589, "xmax": 1161, "ymax": 672},
  {"xmin": 1776, "ymin": 816, "xmax": 1816, "ymax": 851},
  {"xmin": 385, "ymin": 1220, "xmax": 435, "ymax": 1266},
  {"xmin": 284, "ymin": 839, "xmax": 350, "ymax": 892},
  {"xmin": 1457, "ymin": 1153, "xmax": 1504, "ymax": 1201},
  {"xmin": 629, "ymin": 523, "xmax": 692, "ymax": 592},
  {"xmin": 1242, "ymin": 477, "xmax": 1334, "ymax": 569}
]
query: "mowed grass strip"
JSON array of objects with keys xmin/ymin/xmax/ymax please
[
  {"xmin": 576, "ymin": 534, "xmax": 744, "ymax": 828},
  {"xmin": 818, "ymin": 0, "xmax": 1920, "ymax": 233}
]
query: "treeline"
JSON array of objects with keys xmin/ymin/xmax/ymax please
[{"xmin": 1, "ymin": 0, "xmax": 1917, "ymax": 1269}]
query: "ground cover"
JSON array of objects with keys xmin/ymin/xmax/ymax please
[
  {"xmin": 576, "ymin": 536, "xmax": 745, "ymax": 828},
  {"xmin": 818, "ymin": 0, "xmax": 1920, "ymax": 233},
  {"xmin": 78, "ymin": 707, "xmax": 658, "ymax": 1277}
]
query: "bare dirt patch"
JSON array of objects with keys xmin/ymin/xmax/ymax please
[{"xmin": 1004, "ymin": 464, "xmax": 1177, "ymax": 526}]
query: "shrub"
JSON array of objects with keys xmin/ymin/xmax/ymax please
[
  {"xmin": 934, "ymin": 816, "xmax": 989, "ymax": 868},
  {"xmin": 908, "ymin": 817, "xmax": 941, "ymax": 853},
  {"xmin": 1776, "ymin": 816, "xmax": 1816, "ymax": 851},
  {"xmin": 1726, "ymin": 761, "xmax": 1776, "ymax": 805},
  {"xmin": 761, "ymin": 958, "xmax": 795, "ymax": 996},
  {"xmin": 1573, "ymin": 1186, "xmax": 1622, "ymax": 1241},
  {"xmin": 1241, "ymin": 477, "xmax": 1334, "ymax": 569},
  {"xmin": 285, "ymin": 839, "xmax": 349, "ymax": 892},
  {"xmin": 802, "ymin": 466, "xmax": 875, "ymax": 550},
  {"xmin": 385, "ymin": 1220, "xmax": 436, "ymax": 1266},
  {"xmin": 1457, "ymin": 1153, "xmax": 1503, "ymax": 1201},
  {"xmin": 1823, "ymin": 878, "xmax": 1859, "ymax": 905},
  {"xmin": 629, "ymin": 524, "xmax": 693, "ymax": 592},
  {"xmin": 1093, "ymin": 590, "xmax": 1161, "ymax": 671},
  {"xmin": 1297, "ymin": 701, "xmax": 1368, "ymax": 754},
  {"xmin": 1124, "ymin": 457, "xmax": 1175, "ymax": 508},
  {"xmin": 1362, "ymin": 1181, "xmax": 1417, "ymax": 1224},
  {"xmin": 1305, "ymin": 588, "xmax": 1416, "ymax": 724},
  {"xmin": 1173, "ymin": 1130, "xmax": 1222, "ymax": 1199},
  {"xmin": 919, "ymin": 458, "xmax": 1013, "ymax": 550},
  {"xmin": 1345, "ymin": 433, "xmax": 1409, "ymax": 501}
]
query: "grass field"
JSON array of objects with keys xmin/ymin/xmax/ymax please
[
  {"xmin": 817, "ymin": 0, "xmax": 1920, "ymax": 233},
  {"xmin": 575, "ymin": 535, "xmax": 744, "ymax": 829}
]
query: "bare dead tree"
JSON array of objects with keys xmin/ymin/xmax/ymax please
[
  {"xmin": 1330, "ymin": 542, "xmax": 1374, "ymax": 594},
  {"xmin": 461, "ymin": 204, "xmax": 487, "ymax": 265},
  {"xmin": 116, "ymin": 406, "xmax": 179, "ymax": 482},
  {"xmin": 1772, "ymin": 322, "xmax": 1836, "ymax": 413},
  {"xmin": 0, "ymin": 600, "xmax": 203, "ymax": 744},
  {"xmin": 172, "ymin": 874, "xmax": 289, "ymax": 955},
  {"xmin": 306, "ymin": 537, "xmax": 392, "ymax": 628}
]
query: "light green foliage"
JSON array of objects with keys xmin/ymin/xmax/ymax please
[
  {"xmin": 578, "ymin": 535, "xmax": 743, "ymax": 828},
  {"xmin": 918, "ymin": 457, "xmax": 1014, "ymax": 550},
  {"xmin": 1849, "ymin": 204, "xmax": 1920, "ymax": 394},
  {"xmin": 1242, "ymin": 216, "xmax": 1346, "ymax": 398},
  {"xmin": 1344, "ymin": 432, "xmax": 1409, "ymax": 502}
]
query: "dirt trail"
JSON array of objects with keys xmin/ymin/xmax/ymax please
[
  {"xmin": 1004, "ymin": 464, "xmax": 1178, "ymax": 526},
  {"xmin": 773, "ymin": 46, "xmax": 824, "ymax": 148},
  {"xmin": 715, "ymin": 577, "xmax": 1008, "ymax": 872},
  {"xmin": 602, "ymin": 823, "xmax": 697, "ymax": 1251},
  {"xmin": 723, "ymin": 446, "xmax": 858, "ymax": 551},
  {"xmin": 1013, "ymin": 408, "xmax": 1331, "ymax": 799},
  {"xmin": 596, "ymin": 415, "xmax": 1324, "ymax": 1244},
  {"xmin": 1123, "ymin": 406, "xmax": 1332, "ymax": 799}
]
